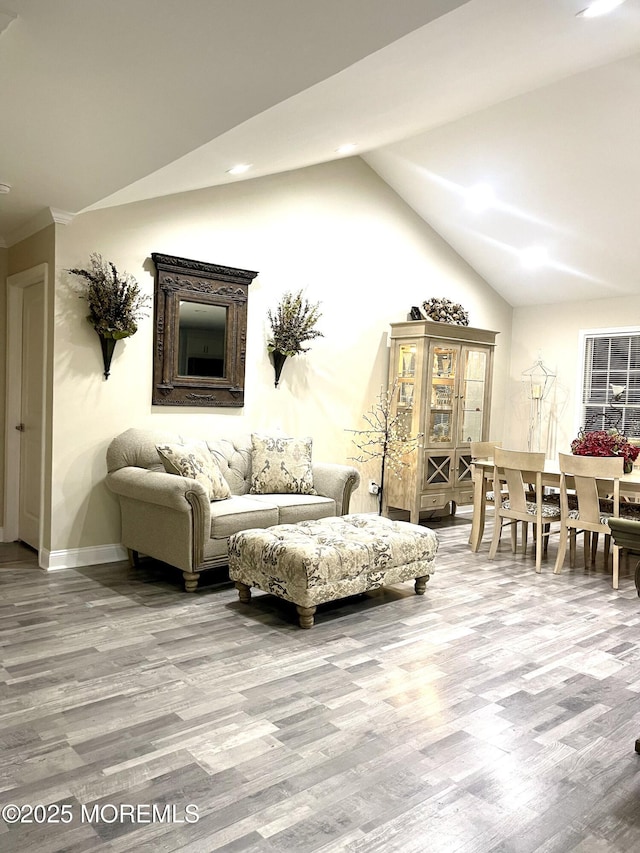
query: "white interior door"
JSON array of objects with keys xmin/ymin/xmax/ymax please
[
  {"xmin": 17, "ymin": 282, "xmax": 45, "ymax": 548},
  {"xmin": 4, "ymin": 264, "xmax": 47, "ymax": 559}
]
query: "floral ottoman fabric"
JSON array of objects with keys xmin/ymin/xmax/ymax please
[{"xmin": 228, "ymin": 514, "xmax": 438, "ymax": 609}]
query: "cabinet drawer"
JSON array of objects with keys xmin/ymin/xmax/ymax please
[
  {"xmin": 456, "ymin": 489, "xmax": 474, "ymax": 505},
  {"xmin": 420, "ymin": 492, "xmax": 447, "ymax": 510}
]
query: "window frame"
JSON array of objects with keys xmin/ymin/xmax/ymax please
[{"xmin": 577, "ymin": 326, "xmax": 640, "ymax": 439}]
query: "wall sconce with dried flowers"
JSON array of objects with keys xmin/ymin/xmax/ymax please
[
  {"xmin": 67, "ymin": 253, "xmax": 151, "ymax": 379},
  {"xmin": 266, "ymin": 289, "xmax": 323, "ymax": 387}
]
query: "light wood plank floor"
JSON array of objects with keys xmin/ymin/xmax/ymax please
[{"xmin": 2, "ymin": 514, "xmax": 640, "ymax": 852}]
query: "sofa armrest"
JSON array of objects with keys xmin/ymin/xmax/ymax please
[
  {"xmin": 106, "ymin": 467, "xmax": 209, "ymax": 513},
  {"xmin": 312, "ymin": 463, "xmax": 360, "ymax": 515},
  {"xmin": 105, "ymin": 467, "xmax": 211, "ymax": 570}
]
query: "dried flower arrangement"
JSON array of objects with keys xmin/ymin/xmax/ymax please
[
  {"xmin": 267, "ymin": 289, "xmax": 323, "ymax": 357},
  {"xmin": 67, "ymin": 253, "xmax": 151, "ymax": 340},
  {"xmin": 67, "ymin": 253, "xmax": 151, "ymax": 379},
  {"xmin": 266, "ymin": 289, "xmax": 323, "ymax": 387},
  {"xmin": 571, "ymin": 429, "xmax": 639, "ymax": 472},
  {"xmin": 422, "ymin": 297, "xmax": 469, "ymax": 326}
]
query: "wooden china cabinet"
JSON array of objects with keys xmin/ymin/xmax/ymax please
[{"xmin": 383, "ymin": 319, "xmax": 498, "ymax": 522}]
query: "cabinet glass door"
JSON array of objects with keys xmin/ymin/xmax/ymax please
[
  {"xmin": 460, "ymin": 348, "xmax": 487, "ymax": 443},
  {"xmin": 394, "ymin": 343, "xmax": 417, "ymax": 434},
  {"xmin": 429, "ymin": 345, "xmax": 457, "ymax": 444}
]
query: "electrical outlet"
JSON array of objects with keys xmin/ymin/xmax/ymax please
[{"xmin": 369, "ymin": 481, "xmax": 380, "ymax": 495}]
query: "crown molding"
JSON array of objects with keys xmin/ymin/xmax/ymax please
[
  {"xmin": 5, "ymin": 207, "xmax": 74, "ymax": 247},
  {"xmin": 50, "ymin": 207, "xmax": 75, "ymax": 226}
]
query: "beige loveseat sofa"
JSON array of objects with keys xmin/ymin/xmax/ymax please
[{"xmin": 106, "ymin": 428, "xmax": 360, "ymax": 591}]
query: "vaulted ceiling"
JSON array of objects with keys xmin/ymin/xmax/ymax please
[{"xmin": 2, "ymin": 0, "xmax": 639, "ymax": 307}]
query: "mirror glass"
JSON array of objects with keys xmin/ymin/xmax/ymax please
[{"xmin": 178, "ymin": 302, "xmax": 227, "ymax": 377}]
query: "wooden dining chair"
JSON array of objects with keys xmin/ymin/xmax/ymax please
[
  {"xmin": 470, "ymin": 440, "xmax": 502, "ymax": 460},
  {"xmin": 553, "ymin": 453, "xmax": 623, "ymax": 589},
  {"xmin": 488, "ymin": 448, "xmax": 562, "ymax": 573},
  {"xmin": 469, "ymin": 441, "xmax": 503, "ymax": 545}
]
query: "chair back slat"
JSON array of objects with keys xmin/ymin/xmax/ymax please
[
  {"xmin": 494, "ymin": 448, "xmax": 545, "ymax": 474},
  {"xmin": 470, "ymin": 440, "xmax": 502, "ymax": 460},
  {"xmin": 572, "ymin": 476, "xmax": 604, "ymax": 524},
  {"xmin": 502, "ymin": 468, "xmax": 527, "ymax": 513},
  {"xmin": 558, "ymin": 453, "xmax": 624, "ymax": 479}
]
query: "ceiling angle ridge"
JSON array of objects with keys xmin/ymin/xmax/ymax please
[{"xmin": 0, "ymin": 10, "xmax": 17, "ymax": 40}]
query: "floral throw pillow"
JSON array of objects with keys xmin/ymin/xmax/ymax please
[
  {"xmin": 249, "ymin": 434, "xmax": 316, "ymax": 495},
  {"xmin": 156, "ymin": 442, "xmax": 231, "ymax": 501}
]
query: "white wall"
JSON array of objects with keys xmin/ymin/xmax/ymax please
[
  {"xmin": 507, "ymin": 295, "xmax": 640, "ymax": 456},
  {"xmin": 54, "ymin": 157, "xmax": 512, "ymax": 557}
]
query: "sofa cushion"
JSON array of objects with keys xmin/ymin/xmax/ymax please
[
  {"xmin": 249, "ymin": 493, "xmax": 336, "ymax": 525},
  {"xmin": 210, "ymin": 495, "xmax": 279, "ymax": 539},
  {"xmin": 249, "ymin": 434, "xmax": 316, "ymax": 496},
  {"xmin": 157, "ymin": 441, "xmax": 231, "ymax": 501}
]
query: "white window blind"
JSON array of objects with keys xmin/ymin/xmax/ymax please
[{"xmin": 581, "ymin": 331, "xmax": 640, "ymax": 437}]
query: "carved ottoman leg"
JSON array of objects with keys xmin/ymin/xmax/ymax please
[
  {"xmin": 235, "ymin": 582, "xmax": 252, "ymax": 603},
  {"xmin": 127, "ymin": 549, "xmax": 139, "ymax": 568},
  {"xmin": 296, "ymin": 605, "xmax": 317, "ymax": 629},
  {"xmin": 182, "ymin": 571, "xmax": 200, "ymax": 593},
  {"xmin": 414, "ymin": 575, "xmax": 430, "ymax": 595}
]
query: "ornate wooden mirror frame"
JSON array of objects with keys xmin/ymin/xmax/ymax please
[{"xmin": 151, "ymin": 253, "xmax": 258, "ymax": 407}]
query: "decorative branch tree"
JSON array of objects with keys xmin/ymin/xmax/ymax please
[{"xmin": 347, "ymin": 383, "xmax": 422, "ymax": 514}]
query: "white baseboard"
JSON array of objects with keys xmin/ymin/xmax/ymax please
[{"xmin": 41, "ymin": 543, "xmax": 128, "ymax": 571}]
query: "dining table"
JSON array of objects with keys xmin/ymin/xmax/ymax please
[{"xmin": 469, "ymin": 457, "xmax": 640, "ymax": 552}]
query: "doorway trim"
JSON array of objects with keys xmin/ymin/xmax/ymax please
[{"xmin": 4, "ymin": 263, "xmax": 48, "ymax": 566}]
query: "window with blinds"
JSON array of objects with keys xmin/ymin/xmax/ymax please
[{"xmin": 581, "ymin": 331, "xmax": 640, "ymax": 437}]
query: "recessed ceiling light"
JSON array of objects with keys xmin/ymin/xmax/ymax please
[
  {"xmin": 335, "ymin": 143, "xmax": 357, "ymax": 155},
  {"xmin": 226, "ymin": 163, "xmax": 252, "ymax": 175},
  {"xmin": 520, "ymin": 246, "xmax": 549, "ymax": 269},
  {"xmin": 464, "ymin": 183, "xmax": 496, "ymax": 213},
  {"xmin": 577, "ymin": 0, "xmax": 626, "ymax": 18}
]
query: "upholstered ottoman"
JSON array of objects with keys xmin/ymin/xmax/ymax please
[{"xmin": 228, "ymin": 513, "xmax": 438, "ymax": 628}]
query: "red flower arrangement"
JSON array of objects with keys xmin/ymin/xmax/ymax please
[{"xmin": 571, "ymin": 429, "xmax": 639, "ymax": 472}]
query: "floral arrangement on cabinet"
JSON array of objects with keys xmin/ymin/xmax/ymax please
[{"xmin": 421, "ymin": 297, "xmax": 469, "ymax": 326}]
